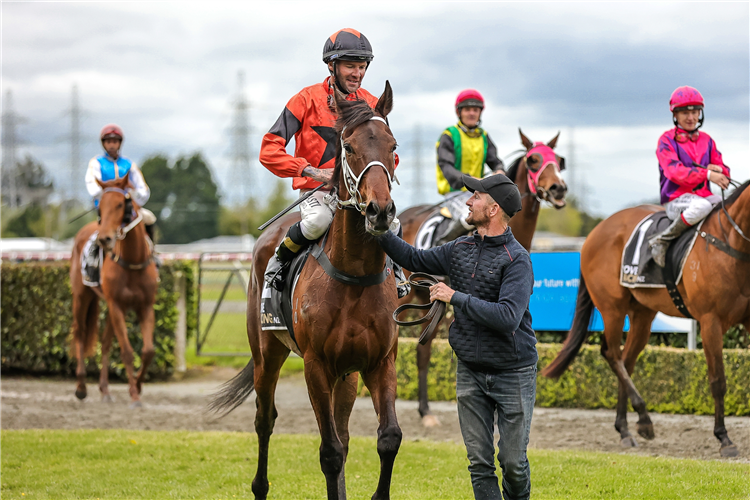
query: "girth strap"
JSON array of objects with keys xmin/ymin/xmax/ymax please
[
  {"xmin": 392, "ymin": 272, "xmax": 447, "ymax": 345},
  {"xmin": 310, "ymin": 232, "xmax": 391, "ymax": 287},
  {"xmin": 662, "ymin": 248, "xmax": 693, "ymax": 319}
]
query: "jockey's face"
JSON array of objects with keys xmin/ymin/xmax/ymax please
[
  {"xmin": 459, "ymin": 107, "xmax": 482, "ymax": 128},
  {"xmin": 675, "ymin": 109, "xmax": 701, "ymax": 132},
  {"xmin": 103, "ymin": 138, "xmax": 122, "ymax": 158},
  {"xmin": 328, "ymin": 60, "xmax": 367, "ymax": 94}
]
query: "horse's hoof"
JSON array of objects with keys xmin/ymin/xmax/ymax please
[
  {"xmin": 101, "ymin": 394, "xmax": 114, "ymax": 403},
  {"xmin": 620, "ymin": 436, "xmax": 638, "ymax": 448},
  {"xmin": 129, "ymin": 401, "xmax": 143, "ymax": 409},
  {"xmin": 75, "ymin": 389, "xmax": 87, "ymax": 401},
  {"xmin": 637, "ymin": 423, "xmax": 655, "ymax": 440},
  {"xmin": 720, "ymin": 444, "xmax": 739, "ymax": 458},
  {"xmin": 421, "ymin": 414, "xmax": 441, "ymax": 428}
]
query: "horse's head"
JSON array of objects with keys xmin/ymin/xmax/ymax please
[
  {"xmin": 95, "ymin": 174, "xmax": 136, "ymax": 251},
  {"xmin": 332, "ymin": 81, "xmax": 398, "ymax": 235},
  {"xmin": 519, "ymin": 129, "xmax": 568, "ymax": 209}
]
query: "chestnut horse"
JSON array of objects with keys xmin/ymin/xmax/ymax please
[
  {"xmin": 542, "ymin": 180, "xmax": 750, "ymax": 457},
  {"xmin": 398, "ymin": 129, "xmax": 567, "ymax": 425},
  {"xmin": 209, "ymin": 83, "xmax": 402, "ymax": 500},
  {"xmin": 69, "ymin": 174, "xmax": 158, "ymax": 407}
]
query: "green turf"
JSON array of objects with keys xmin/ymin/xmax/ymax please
[
  {"xmin": 197, "ymin": 312, "xmax": 250, "ymax": 354},
  {"xmin": 2, "ymin": 430, "xmax": 747, "ymax": 499}
]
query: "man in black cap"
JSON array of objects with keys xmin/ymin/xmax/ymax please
[{"xmin": 378, "ymin": 173, "xmax": 537, "ymax": 500}]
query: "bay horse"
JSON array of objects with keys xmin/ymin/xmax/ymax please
[
  {"xmin": 398, "ymin": 129, "xmax": 567, "ymax": 425},
  {"xmin": 69, "ymin": 174, "xmax": 158, "ymax": 407},
  {"xmin": 209, "ymin": 83, "xmax": 402, "ymax": 500},
  {"xmin": 542, "ymin": 180, "xmax": 750, "ymax": 457}
]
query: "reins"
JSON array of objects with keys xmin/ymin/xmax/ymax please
[
  {"xmin": 100, "ymin": 187, "xmax": 155, "ymax": 270},
  {"xmin": 392, "ymin": 273, "xmax": 446, "ymax": 345},
  {"xmin": 695, "ymin": 180, "xmax": 750, "ymax": 262}
]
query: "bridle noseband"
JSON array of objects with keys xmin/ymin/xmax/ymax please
[{"xmin": 337, "ymin": 116, "xmax": 399, "ymax": 213}]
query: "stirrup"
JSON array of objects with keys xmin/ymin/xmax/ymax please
[{"xmin": 264, "ymin": 257, "xmax": 290, "ymax": 291}]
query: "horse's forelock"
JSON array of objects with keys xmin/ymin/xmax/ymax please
[{"xmin": 331, "ymin": 99, "xmax": 378, "ymax": 188}]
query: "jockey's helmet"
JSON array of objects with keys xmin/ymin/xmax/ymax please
[
  {"xmin": 323, "ymin": 29, "xmax": 374, "ymax": 64},
  {"xmin": 456, "ymin": 89, "xmax": 485, "ymax": 114},
  {"xmin": 100, "ymin": 124, "xmax": 124, "ymax": 142},
  {"xmin": 670, "ymin": 86, "xmax": 704, "ymax": 112}
]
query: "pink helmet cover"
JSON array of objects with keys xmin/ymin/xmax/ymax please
[{"xmin": 670, "ymin": 86, "xmax": 704, "ymax": 112}]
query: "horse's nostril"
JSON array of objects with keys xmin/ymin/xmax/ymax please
[
  {"xmin": 386, "ymin": 200, "xmax": 396, "ymax": 218},
  {"xmin": 365, "ymin": 202, "xmax": 380, "ymax": 219}
]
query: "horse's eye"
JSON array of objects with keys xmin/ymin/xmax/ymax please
[
  {"xmin": 391, "ymin": 144, "xmax": 398, "ymax": 152},
  {"xmin": 344, "ymin": 143, "xmax": 353, "ymax": 154}
]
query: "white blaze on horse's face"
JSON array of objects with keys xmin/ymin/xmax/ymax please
[{"xmin": 340, "ymin": 116, "xmax": 398, "ymax": 235}]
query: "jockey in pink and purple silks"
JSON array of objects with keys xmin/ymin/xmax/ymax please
[{"xmin": 648, "ymin": 86, "xmax": 732, "ymax": 267}]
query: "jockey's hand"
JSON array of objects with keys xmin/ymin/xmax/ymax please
[
  {"xmin": 302, "ymin": 166, "xmax": 333, "ymax": 185},
  {"xmin": 707, "ymin": 166, "xmax": 730, "ymax": 190},
  {"xmin": 429, "ymin": 282, "xmax": 455, "ymax": 304}
]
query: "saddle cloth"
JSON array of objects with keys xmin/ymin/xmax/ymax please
[
  {"xmin": 260, "ymin": 246, "xmax": 312, "ymax": 356},
  {"xmin": 414, "ymin": 207, "xmax": 454, "ymax": 250},
  {"xmin": 620, "ymin": 212, "xmax": 701, "ymax": 288}
]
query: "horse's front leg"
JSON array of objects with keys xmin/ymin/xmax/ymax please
[
  {"xmin": 305, "ymin": 356, "xmax": 345, "ymax": 500},
  {"xmin": 99, "ymin": 315, "xmax": 115, "ymax": 402},
  {"xmin": 135, "ymin": 304, "xmax": 156, "ymax": 395},
  {"xmin": 700, "ymin": 315, "xmax": 739, "ymax": 457},
  {"xmin": 332, "ymin": 373, "xmax": 359, "ymax": 499},
  {"xmin": 416, "ymin": 337, "xmax": 440, "ymax": 427},
  {"xmin": 362, "ymin": 353, "xmax": 402, "ymax": 500},
  {"xmin": 106, "ymin": 302, "xmax": 141, "ymax": 407}
]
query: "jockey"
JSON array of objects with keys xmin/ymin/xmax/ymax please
[
  {"xmin": 649, "ymin": 86, "xmax": 731, "ymax": 267},
  {"xmin": 82, "ymin": 124, "xmax": 157, "ymax": 285},
  {"xmin": 434, "ymin": 89, "xmax": 506, "ymax": 245},
  {"xmin": 259, "ymin": 28, "xmax": 408, "ymax": 297}
]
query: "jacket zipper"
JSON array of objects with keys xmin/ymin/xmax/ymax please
[{"xmin": 473, "ymin": 240, "xmax": 483, "ymax": 361}]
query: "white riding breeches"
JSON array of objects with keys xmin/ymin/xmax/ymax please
[
  {"xmin": 298, "ymin": 188, "xmax": 401, "ymax": 240},
  {"xmin": 665, "ymin": 193, "xmax": 721, "ymax": 226},
  {"xmin": 140, "ymin": 207, "xmax": 157, "ymax": 225},
  {"xmin": 299, "ymin": 189, "xmax": 337, "ymax": 240},
  {"xmin": 445, "ymin": 191, "xmax": 475, "ymax": 230}
]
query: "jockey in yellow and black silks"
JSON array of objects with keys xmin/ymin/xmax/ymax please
[{"xmin": 434, "ymin": 89, "xmax": 505, "ymax": 245}]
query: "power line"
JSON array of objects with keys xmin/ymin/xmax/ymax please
[{"xmin": 2, "ymin": 90, "xmax": 23, "ymax": 208}]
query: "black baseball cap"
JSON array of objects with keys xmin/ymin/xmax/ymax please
[{"xmin": 462, "ymin": 174, "xmax": 522, "ymax": 217}]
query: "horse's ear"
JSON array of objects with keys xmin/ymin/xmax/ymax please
[
  {"xmin": 375, "ymin": 80, "xmax": 393, "ymax": 118},
  {"xmin": 333, "ymin": 86, "xmax": 348, "ymax": 115},
  {"xmin": 519, "ymin": 128, "xmax": 533, "ymax": 150},
  {"xmin": 547, "ymin": 131, "xmax": 561, "ymax": 149},
  {"xmin": 95, "ymin": 178, "xmax": 105, "ymax": 188}
]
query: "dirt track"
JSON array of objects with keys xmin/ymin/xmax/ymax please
[{"xmin": 2, "ymin": 368, "xmax": 748, "ymax": 462}]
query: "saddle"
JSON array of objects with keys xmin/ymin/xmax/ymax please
[
  {"xmin": 414, "ymin": 207, "xmax": 465, "ymax": 249},
  {"xmin": 620, "ymin": 212, "xmax": 701, "ymax": 288},
  {"xmin": 260, "ymin": 246, "xmax": 312, "ymax": 356}
]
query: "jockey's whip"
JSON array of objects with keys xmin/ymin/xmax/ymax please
[
  {"xmin": 691, "ymin": 162, "xmax": 741, "ymax": 188},
  {"xmin": 258, "ymin": 184, "xmax": 325, "ymax": 231},
  {"xmin": 67, "ymin": 207, "xmax": 96, "ymax": 224}
]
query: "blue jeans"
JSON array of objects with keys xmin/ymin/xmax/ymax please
[{"xmin": 456, "ymin": 360, "xmax": 537, "ymax": 500}]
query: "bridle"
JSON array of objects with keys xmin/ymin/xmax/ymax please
[
  {"xmin": 336, "ymin": 116, "xmax": 399, "ymax": 213},
  {"xmin": 100, "ymin": 187, "xmax": 153, "ymax": 269},
  {"xmin": 523, "ymin": 143, "xmax": 565, "ymax": 204},
  {"xmin": 697, "ymin": 182, "xmax": 750, "ymax": 262}
]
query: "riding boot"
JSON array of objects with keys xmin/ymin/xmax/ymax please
[
  {"xmin": 393, "ymin": 225, "xmax": 411, "ymax": 299},
  {"xmin": 83, "ymin": 238, "xmax": 101, "ymax": 285},
  {"xmin": 264, "ymin": 222, "xmax": 313, "ymax": 291},
  {"xmin": 648, "ymin": 217, "xmax": 691, "ymax": 267},
  {"xmin": 434, "ymin": 218, "xmax": 469, "ymax": 247}
]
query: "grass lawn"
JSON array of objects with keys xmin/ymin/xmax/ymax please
[
  {"xmin": 2, "ymin": 430, "xmax": 747, "ymax": 499},
  {"xmin": 197, "ymin": 312, "xmax": 250, "ymax": 355}
]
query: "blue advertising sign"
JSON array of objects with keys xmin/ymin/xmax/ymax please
[{"xmin": 529, "ymin": 252, "xmax": 691, "ymax": 333}]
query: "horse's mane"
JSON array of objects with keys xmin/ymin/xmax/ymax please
[
  {"xmin": 505, "ymin": 154, "xmax": 525, "ymax": 184},
  {"xmin": 709, "ymin": 179, "xmax": 750, "ymax": 217},
  {"xmin": 330, "ymin": 98, "xmax": 377, "ymax": 189}
]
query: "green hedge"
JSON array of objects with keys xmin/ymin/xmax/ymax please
[
  {"xmin": 391, "ymin": 338, "xmax": 750, "ymax": 416},
  {"xmin": 1, "ymin": 261, "xmax": 196, "ymax": 380}
]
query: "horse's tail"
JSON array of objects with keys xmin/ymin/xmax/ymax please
[
  {"xmin": 541, "ymin": 273, "xmax": 594, "ymax": 378},
  {"xmin": 206, "ymin": 359, "xmax": 255, "ymax": 418}
]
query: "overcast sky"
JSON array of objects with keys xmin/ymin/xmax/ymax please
[{"xmin": 3, "ymin": 1, "xmax": 748, "ymax": 216}]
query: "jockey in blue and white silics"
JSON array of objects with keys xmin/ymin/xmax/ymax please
[{"xmin": 82, "ymin": 124, "xmax": 157, "ymax": 285}]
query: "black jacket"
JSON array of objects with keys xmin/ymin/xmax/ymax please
[{"xmin": 380, "ymin": 228, "xmax": 537, "ymax": 372}]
